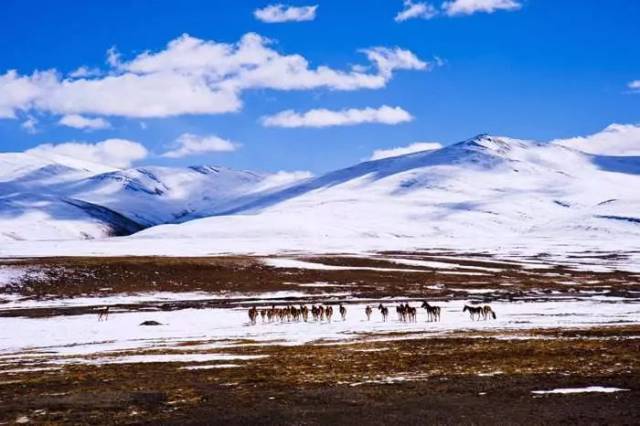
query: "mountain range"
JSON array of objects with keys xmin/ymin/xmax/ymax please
[{"xmin": 2, "ymin": 135, "xmax": 640, "ymax": 252}]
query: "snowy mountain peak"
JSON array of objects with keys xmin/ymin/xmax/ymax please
[
  {"xmin": 133, "ymin": 132, "xmax": 640, "ymax": 251},
  {"xmin": 449, "ymin": 134, "xmax": 536, "ymax": 157},
  {"xmin": 3, "ymin": 133, "xmax": 640, "ymax": 245}
]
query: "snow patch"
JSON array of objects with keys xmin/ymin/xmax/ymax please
[{"xmin": 532, "ymin": 386, "xmax": 629, "ymax": 394}]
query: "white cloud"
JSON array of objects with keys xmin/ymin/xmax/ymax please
[
  {"xmin": 629, "ymin": 80, "xmax": 640, "ymax": 92},
  {"xmin": 369, "ymin": 142, "xmax": 443, "ymax": 160},
  {"xmin": 0, "ymin": 34, "xmax": 430, "ymax": 120},
  {"xmin": 254, "ymin": 4, "xmax": 318, "ymax": 23},
  {"xmin": 395, "ymin": 1, "xmax": 438, "ymax": 22},
  {"xmin": 259, "ymin": 170, "xmax": 314, "ymax": 188},
  {"xmin": 21, "ymin": 115, "xmax": 38, "ymax": 134},
  {"xmin": 59, "ymin": 114, "xmax": 111, "ymax": 130},
  {"xmin": 26, "ymin": 139, "xmax": 148, "ymax": 168},
  {"xmin": 106, "ymin": 47, "xmax": 121, "ymax": 68},
  {"xmin": 551, "ymin": 124, "xmax": 640, "ymax": 156},
  {"xmin": 262, "ymin": 105, "xmax": 413, "ymax": 128},
  {"xmin": 442, "ymin": 0, "xmax": 521, "ymax": 16},
  {"xmin": 69, "ymin": 66, "xmax": 101, "ymax": 79},
  {"xmin": 162, "ymin": 133, "xmax": 238, "ymax": 158},
  {"xmin": 0, "ymin": 70, "xmax": 57, "ymax": 118},
  {"xmin": 361, "ymin": 47, "xmax": 429, "ymax": 77}
]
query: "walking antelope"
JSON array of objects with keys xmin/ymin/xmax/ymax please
[
  {"xmin": 378, "ymin": 303, "xmax": 389, "ymax": 322},
  {"xmin": 365, "ymin": 305, "xmax": 373, "ymax": 320},
  {"xmin": 325, "ymin": 305, "xmax": 334, "ymax": 322},
  {"xmin": 97, "ymin": 306, "xmax": 110, "ymax": 322},
  {"xmin": 339, "ymin": 304, "xmax": 347, "ymax": 321},
  {"xmin": 482, "ymin": 305, "xmax": 497, "ymax": 320},
  {"xmin": 421, "ymin": 301, "xmax": 441, "ymax": 322},
  {"xmin": 248, "ymin": 306, "xmax": 258, "ymax": 324},
  {"xmin": 463, "ymin": 305, "xmax": 483, "ymax": 321}
]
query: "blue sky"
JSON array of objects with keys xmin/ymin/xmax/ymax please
[{"xmin": 0, "ymin": 0, "xmax": 639, "ymax": 174}]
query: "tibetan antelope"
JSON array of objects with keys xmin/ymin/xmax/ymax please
[
  {"xmin": 482, "ymin": 305, "xmax": 497, "ymax": 320},
  {"xmin": 378, "ymin": 303, "xmax": 389, "ymax": 322},
  {"xmin": 97, "ymin": 306, "xmax": 109, "ymax": 322},
  {"xmin": 396, "ymin": 305, "xmax": 407, "ymax": 322},
  {"xmin": 325, "ymin": 305, "xmax": 334, "ymax": 322},
  {"xmin": 406, "ymin": 304, "xmax": 417, "ymax": 322},
  {"xmin": 300, "ymin": 305, "xmax": 309, "ymax": 322},
  {"xmin": 248, "ymin": 306, "xmax": 258, "ymax": 324},
  {"xmin": 339, "ymin": 304, "xmax": 347, "ymax": 321},
  {"xmin": 463, "ymin": 305, "xmax": 483, "ymax": 321},
  {"xmin": 421, "ymin": 301, "xmax": 441, "ymax": 322},
  {"xmin": 365, "ymin": 305, "xmax": 373, "ymax": 320}
]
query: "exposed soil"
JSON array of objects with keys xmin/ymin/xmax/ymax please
[
  {"xmin": 2, "ymin": 253, "xmax": 638, "ymax": 302},
  {"xmin": 1, "ymin": 327, "xmax": 639, "ymax": 424},
  {"xmin": 1, "ymin": 254, "xmax": 639, "ymax": 424}
]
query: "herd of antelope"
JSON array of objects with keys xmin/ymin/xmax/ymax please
[
  {"xmin": 247, "ymin": 301, "xmax": 496, "ymax": 325},
  {"xmin": 247, "ymin": 303, "xmax": 348, "ymax": 324}
]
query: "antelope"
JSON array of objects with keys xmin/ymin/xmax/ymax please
[
  {"xmin": 378, "ymin": 303, "xmax": 389, "ymax": 322},
  {"xmin": 97, "ymin": 306, "xmax": 109, "ymax": 322},
  {"xmin": 482, "ymin": 305, "xmax": 497, "ymax": 320},
  {"xmin": 405, "ymin": 304, "xmax": 417, "ymax": 323},
  {"xmin": 396, "ymin": 305, "xmax": 407, "ymax": 322},
  {"xmin": 421, "ymin": 301, "xmax": 441, "ymax": 322},
  {"xmin": 325, "ymin": 305, "xmax": 334, "ymax": 322},
  {"xmin": 339, "ymin": 304, "xmax": 347, "ymax": 321},
  {"xmin": 248, "ymin": 306, "xmax": 258, "ymax": 325},
  {"xmin": 267, "ymin": 305, "xmax": 276, "ymax": 322},
  {"xmin": 463, "ymin": 305, "xmax": 483, "ymax": 321},
  {"xmin": 300, "ymin": 305, "xmax": 309, "ymax": 322}
]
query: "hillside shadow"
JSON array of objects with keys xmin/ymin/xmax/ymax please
[{"xmin": 591, "ymin": 155, "xmax": 640, "ymax": 175}]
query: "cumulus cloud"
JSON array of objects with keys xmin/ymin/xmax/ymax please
[
  {"xmin": 369, "ymin": 142, "xmax": 443, "ymax": 160},
  {"xmin": 0, "ymin": 33, "xmax": 429, "ymax": 121},
  {"xmin": 58, "ymin": 114, "xmax": 111, "ymax": 130},
  {"xmin": 361, "ymin": 47, "xmax": 429, "ymax": 76},
  {"xmin": 254, "ymin": 4, "xmax": 318, "ymax": 23},
  {"xmin": 262, "ymin": 105, "xmax": 413, "ymax": 128},
  {"xmin": 395, "ymin": 1, "xmax": 438, "ymax": 22},
  {"xmin": 69, "ymin": 66, "xmax": 101, "ymax": 79},
  {"xmin": 629, "ymin": 80, "xmax": 640, "ymax": 92},
  {"xmin": 162, "ymin": 133, "xmax": 238, "ymax": 158},
  {"xmin": 551, "ymin": 124, "xmax": 640, "ymax": 156},
  {"xmin": 0, "ymin": 70, "xmax": 56, "ymax": 118},
  {"xmin": 442, "ymin": 0, "xmax": 521, "ymax": 16},
  {"xmin": 26, "ymin": 139, "xmax": 148, "ymax": 168},
  {"xmin": 21, "ymin": 115, "xmax": 38, "ymax": 134},
  {"xmin": 258, "ymin": 170, "xmax": 314, "ymax": 189}
]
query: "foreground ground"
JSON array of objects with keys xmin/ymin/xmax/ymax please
[{"xmin": 1, "ymin": 252, "xmax": 639, "ymax": 424}]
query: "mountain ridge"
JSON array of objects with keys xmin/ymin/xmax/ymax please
[{"xmin": 1, "ymin": 135, "xmax": 639, "ymax": 246}]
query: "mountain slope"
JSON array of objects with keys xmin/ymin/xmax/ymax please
[
  {"xmin": 2, "ymin": 134, "xmax": 639, "ymax": 248},
  {"xmin": 0, "ymin": 153, "xmax": 306, "ymax": 241},
  {"xmin": 134, "ymin": 135, "xmax": 640, "ymax": 250}
]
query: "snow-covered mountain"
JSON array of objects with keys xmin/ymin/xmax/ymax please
[
  {"xmin": 2, "ymin": 135, "xmax": 640, "ymax": 250},
  {"xmin": 0, "ymin": 152, "xmax": 307, "ymax": 241},
  {"xmin": 133, "ymin": 135, "xmax": 640, "ymax": 251}
]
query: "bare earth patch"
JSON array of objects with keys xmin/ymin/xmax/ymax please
[{"xmin": 1, "ymin": 253, "xmax": 639, "ymax": 424}]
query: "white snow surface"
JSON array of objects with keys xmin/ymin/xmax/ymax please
[
  {"xmin": 1, "ymin": 135, "xmax": 639, "ymax": 265},
  {"xmin": 531, "ymin": 386, "xmax": 630, "ymax": 394},
  {"xmin": 1, "ymin": 293, "xmax": 638, "ymax": 366},
  {"xmin": 0, "ymin": 151, "xmax": 309, "ymax": 241},
  {"xmin": 128, "ymin": 135, "xmax": 640, "ymax": 253}
]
